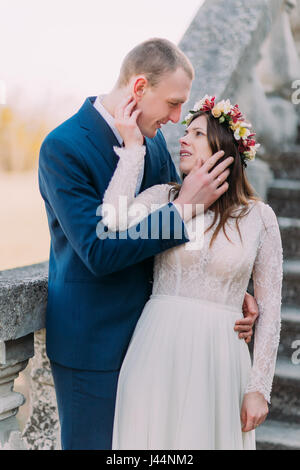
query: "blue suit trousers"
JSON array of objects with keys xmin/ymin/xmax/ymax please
[{"xmin": 50, "ymin": 361, "xmax": 120, "ymax": 450}]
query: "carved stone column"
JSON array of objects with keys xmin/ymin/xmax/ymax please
[
  {"xmin": 0, "ymin": 261, "xmax": 49, "ymax": 449},
  {"xmin": 0, "ymin": 334, "xmax": 34, "ymax": 449},
  {"xmin": 22, "ymin": 329, "xmax": 60, "ymax": 450}
]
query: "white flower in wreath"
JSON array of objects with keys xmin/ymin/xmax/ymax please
[
  {"xmin": 192, "ymin": 94, "xmax": 213, "ymax": 112},
  {"xmin": 234, "ymin": 124, "xmax": 251, "ymax": 141}
]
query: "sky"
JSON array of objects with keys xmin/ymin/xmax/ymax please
[{"xmin": 0, "ymin": 0, "xmax": 204, "ymax": 118}]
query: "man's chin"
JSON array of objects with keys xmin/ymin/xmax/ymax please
[{"xmin": 142, "ymin": 128, "xmax": 158, "ymax": 139}]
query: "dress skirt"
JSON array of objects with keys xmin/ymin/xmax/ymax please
[{"xmin": 112, "ymin": 294, "xmax": 256, "ymax": 450}]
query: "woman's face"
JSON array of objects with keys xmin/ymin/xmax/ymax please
[{"xmin": 179, "ymin": 114, "xmax": 213, "ymax": 175}]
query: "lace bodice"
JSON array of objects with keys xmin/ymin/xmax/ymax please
[{"xmin": 102, "ymin": 145, "xmax": 283, "ymax": 403}]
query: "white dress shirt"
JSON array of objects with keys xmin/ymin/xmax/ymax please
[{"xmin": 94, "ymin": 95, "xmax": 145, "ymax": 196}]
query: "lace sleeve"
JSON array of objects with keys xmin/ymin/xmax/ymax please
[
  {"xmin": 101, "ymin": 145, "xmax": 172, "ymax": 231},
  {"xmin": 244, "ymin": 203, "xmax": 283, "ymax": 403}
]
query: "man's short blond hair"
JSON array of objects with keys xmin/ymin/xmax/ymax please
[{"xmin": 117, "ymin": 38, "xmax": 194, "ymax": 88}]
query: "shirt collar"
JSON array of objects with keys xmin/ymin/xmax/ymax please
[{"xmin": 93, "ymin": 95, "xmax": 123, "ymax": 146}]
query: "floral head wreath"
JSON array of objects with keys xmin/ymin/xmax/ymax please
[{"xmin": 181, "ymin": 95, "xmax": 260, "ymax": 167}]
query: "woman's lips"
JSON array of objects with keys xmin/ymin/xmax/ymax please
[{"xmin": 180, "ymin": 150, "xmax": 192, "ymax": 158}]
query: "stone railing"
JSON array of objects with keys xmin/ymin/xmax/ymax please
[
  {"xmin": 0, "ymin": 0, "xmax": 299, "ymax": 451},
  {"xmin": 0, "ymin": 262, "xmax": 60, "ymax": 450}
]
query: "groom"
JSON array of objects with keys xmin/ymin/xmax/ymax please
[{"xmin": 38, "ymin": 38, "xmax": 259, "ymax": 450}]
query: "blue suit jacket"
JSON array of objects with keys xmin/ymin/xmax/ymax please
[{"xmin": 38, "ymin": 96, "xmax": 190, "ymax": 370}]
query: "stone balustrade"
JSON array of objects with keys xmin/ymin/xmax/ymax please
[{"xmin": 0, "ymin": 262, "xmax": 59, "ymax": 449}]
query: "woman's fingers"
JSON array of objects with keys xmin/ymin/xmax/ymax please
[
  {"xmin": 240, "ymin": 406, "xmax": 247, "ymax": 430},
  {"xmin": 241, "ymin": 393, "xmax": 269, "ymax": 432},
  {"xmin": 131, "ymin": 109, "xmax": 142, "ymax": 123},
  {"xmin": 115, "ymin": 95, "xmax": 134, "ymax": 119},
  {"xmin": 242, "ymin": 410, "xmax": 267, "ymax": 431},
  {"xmin": 241, "ymin": 409, "xmax": 256, "ymax": 432},
  {"xmin": 124, "ymin": 99, "xmax": 137, "ymax": 118},
  {"xmin": 242, "ymin": 419, "xmax": 254, "ymax": 432}
]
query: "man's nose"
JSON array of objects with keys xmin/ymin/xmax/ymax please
[{"xmin": 169, "ymin": 106, "xmax": 182, "ymax": 124}]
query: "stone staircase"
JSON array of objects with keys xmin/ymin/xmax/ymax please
[{"xmin": 255, "ymin": 146, "xmax": 300, "ymax": 450}]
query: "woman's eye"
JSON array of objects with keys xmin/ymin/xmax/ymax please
[{"xmin": 196, "ymin": 131, "xmax": 203, "ymax": 136}]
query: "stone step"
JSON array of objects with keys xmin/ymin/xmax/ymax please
[
  {"xmin": 267, "ymin": 179, "xmax": 300, "ymax": 219},
  {"xmin": 282, "ymin": 260, "xmax": 300, "ymax": 306},
  {"xmin": 266, "ymin": 145, "xmax": 300, "ymax": 180},
  {"xmin": 268, "ymin": 358, "xmax": 300, "ymax": 424},
  {"xmin": 278, "ymin": 216, "xmax": 300, "ymax": 260},
  {"xmin": 278, "ymin": 306, "xmax": 300, "ymax": 359},
  {"xmin": 256, "ymin": 419, "xmax": 300, "ymax": 450}
]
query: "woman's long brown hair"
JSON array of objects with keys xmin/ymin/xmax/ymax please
[{"xmin": 167, "ymin": 111, "xmax": 261, "ymax": 248}]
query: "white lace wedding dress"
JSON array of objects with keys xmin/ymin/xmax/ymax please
[{"xmin": 101, "ymin": 145, "xmax": 283, "ymax": 450}]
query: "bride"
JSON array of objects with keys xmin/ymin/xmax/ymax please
[{"xmin": 101, "ymin": 95, "xmax": 283, "ymax": 450}]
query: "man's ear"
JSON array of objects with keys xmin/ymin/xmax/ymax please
[{"xmin": 133, "ymin": 76, "xmax": 148, "ymax": 101}]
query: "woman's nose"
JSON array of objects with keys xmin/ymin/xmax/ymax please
[{"xmin": 179, "ymin": 135, "xmax": 188, "ymax": 145}]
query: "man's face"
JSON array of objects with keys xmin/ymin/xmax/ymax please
[{"xmin": 135, "ymin": 68, "xmax": 192, "ymax": 138}]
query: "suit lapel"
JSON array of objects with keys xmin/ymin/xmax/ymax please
[{"xmin": 77, "ymin": 96, "xmax": 121, "ymax": 172}]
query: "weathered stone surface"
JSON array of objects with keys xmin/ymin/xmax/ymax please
[
  {"xmin": 278, "ymin": 307, "xmax": 300, "ymax": 359},
  {"xmin": 291, "ymin": 0, "xmax": 300, "ymax": 65},
  {"xmin": 257, "ymin": 1, "xmax": 300, "ymax": 96},
  {"xmin": 22, "ymin": 330, "xmax": 60, "ymax": 450},
  {"xmin": 256, "ymin": 420, "xmax": 300, "ymax": 450},
  {"xmin": 0, "ymin": 430, "xmax": 27, "ymax": 450},
  {"xmin": 0, "ymin": 261, "xmax": 48, "ymax": 341},
  {"xmin": 267, "ymin": 179, "xmax": 300, "ymax": 218},
  {"xmin": 268, "ymin": 359, "xmax": 300, "ymax": 424},
  {"xmin": 244, "ymin": 159, "xmax": 273, "ymax": 202},
  {"xmin": 281, "ymin": 260, "xmax": 300, "ymax": 305},
  {"xmin": 0, "ymin": 358, "xmax": 30, "ymax": 449},
  {"xmin": 0, "ymin": 262, "xmax": 50, "ymax": 449},
  {"xmin": 278, "ymin": 216, "xmax": 300, "ymax": 259},
  {"xmin": 0, "ymin": 334, "xmax": 34, "ymax": 365},
  {"xmin": 266, "ymin": 145, "xmax": 300, "ymax": 180}
]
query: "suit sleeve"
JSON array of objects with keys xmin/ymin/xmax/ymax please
[
  {"xmin": 169, "ymin": 154, "xmax": 181, "ymax": 184},
  {"xmin": 38, "ymin": 137, "xmax": 190, "ymax": 278}
]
